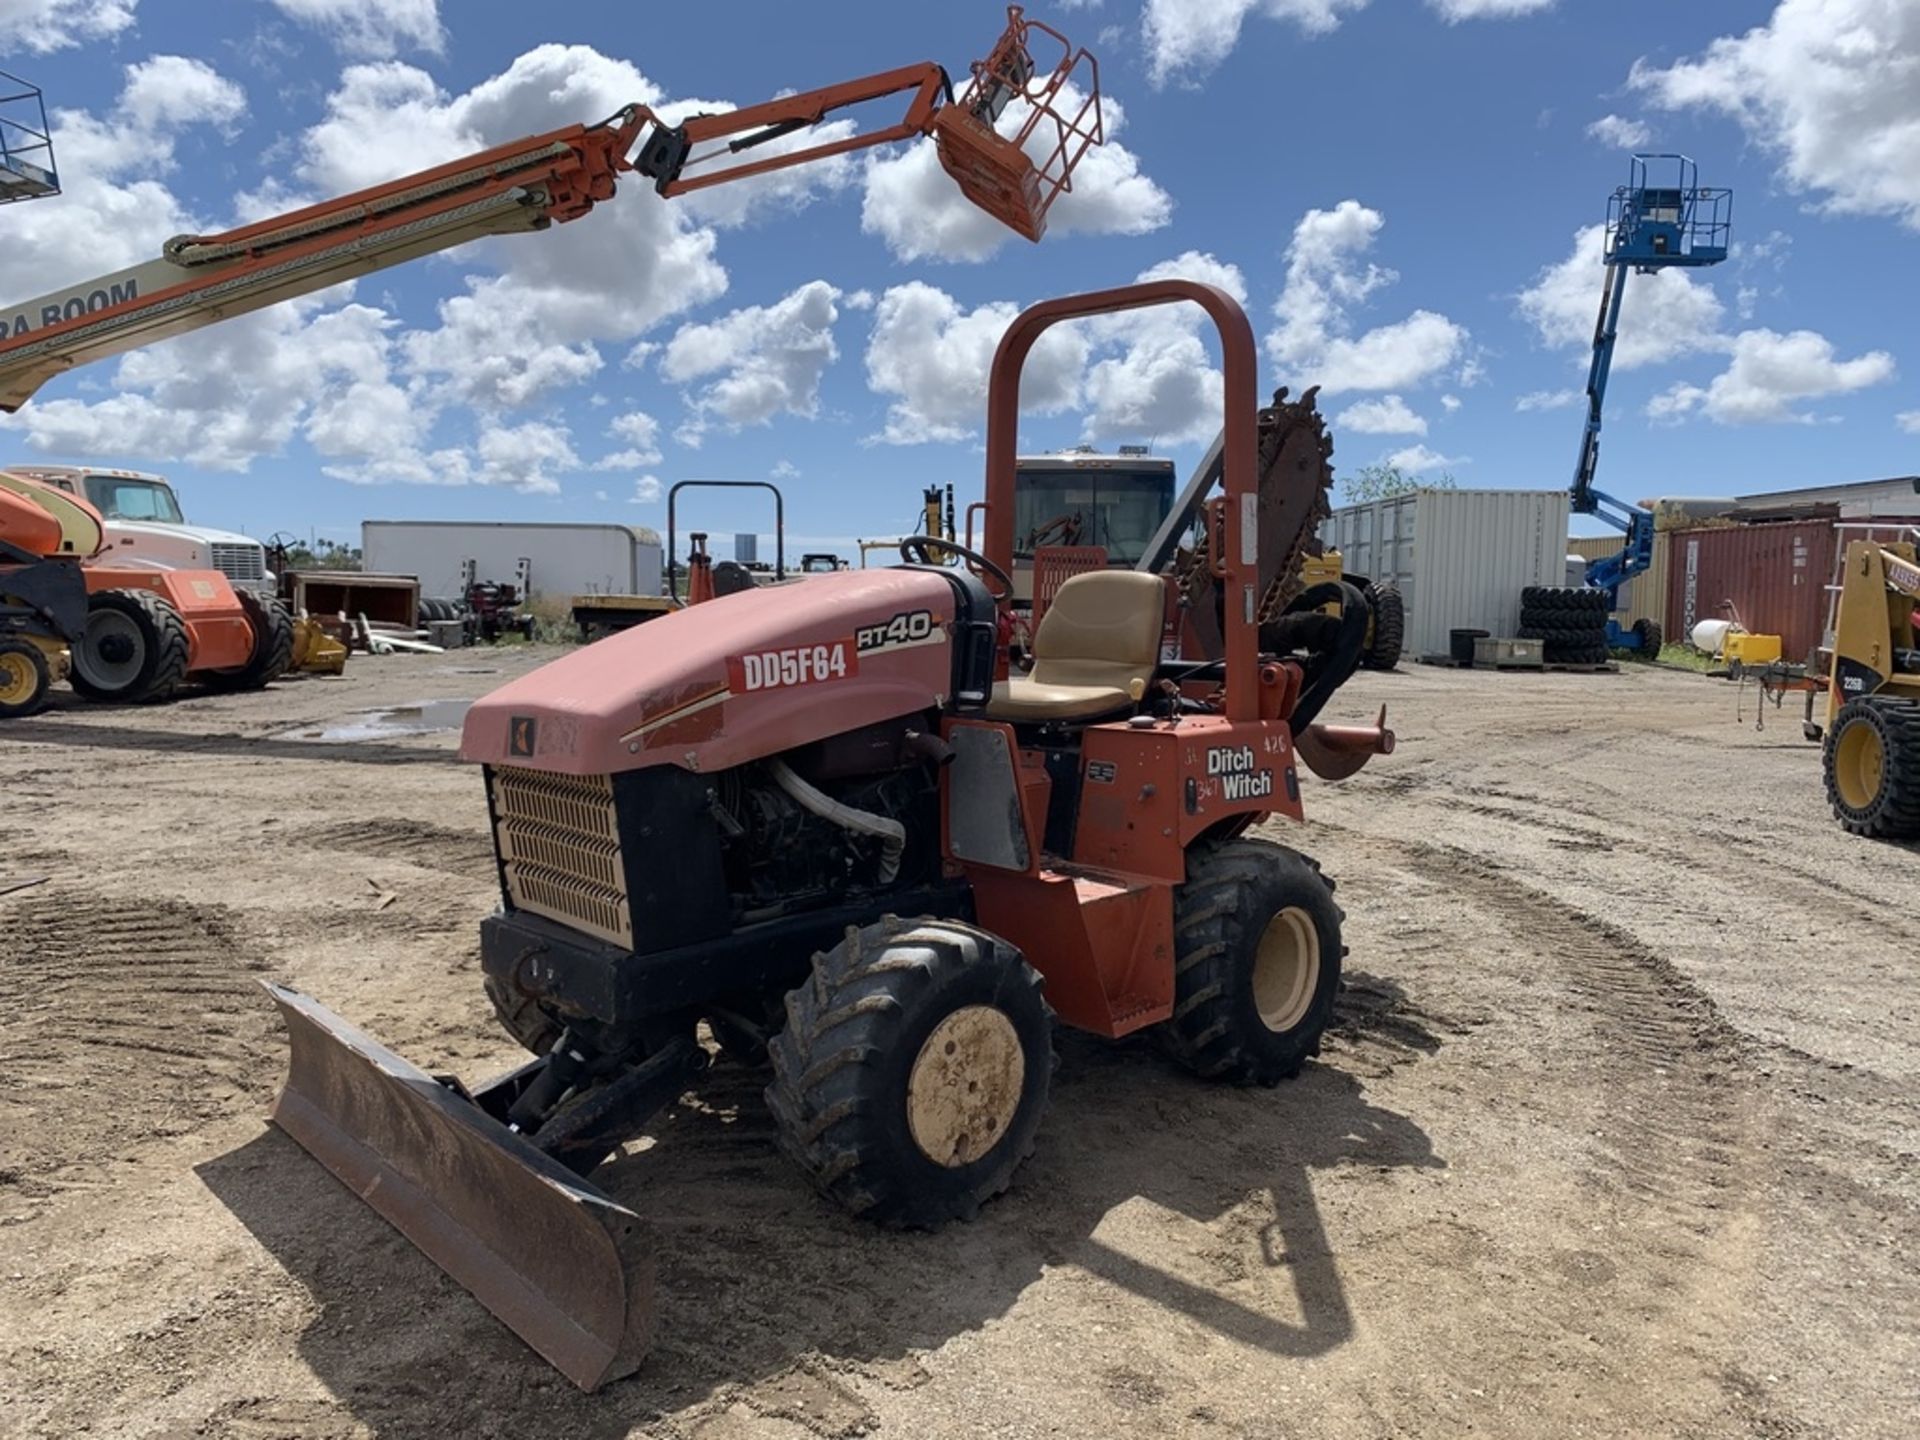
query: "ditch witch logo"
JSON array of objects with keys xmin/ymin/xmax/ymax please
[{"xmin": 1207, "ymin": 744, "xmax": 1273, "ymax": 800}]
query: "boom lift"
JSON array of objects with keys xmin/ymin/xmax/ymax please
[
  {"xmin": 0, "ymin": 7, "xmax": 1100, "ymax": 412},
  {"xmin": 1570, "ymin": 154, "xmax": 1731, "ymax": 654}
]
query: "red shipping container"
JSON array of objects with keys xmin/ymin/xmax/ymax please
[{"xmin": 1667, "ymin": 520, "xmax": 1832, "ymax": 662}]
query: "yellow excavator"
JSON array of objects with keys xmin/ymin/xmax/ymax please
[{"xmin": 1812, "ymin": 539, "xmax": 1920, "ymax": 838}]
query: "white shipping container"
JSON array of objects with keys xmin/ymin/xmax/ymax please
[
  {"xmin": 361, "ymin": 520, "xmax": 664, "ymax": 601},
  {"xmin": 1320, "ymin": 488, "xmax": 1570, "ymax": 659}
]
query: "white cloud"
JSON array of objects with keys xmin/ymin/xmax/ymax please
[
  {"xmin": 770, "ymin": 459, "xmax": 800, "ymax": 479},
  {"xmin": 1077, "ymin": 251, "xmax": 1248, "ymax": 445},
  {"xmin": 1385, "ymin": 443, "xmax": 1464, "ymax": 474},
  {"xmin": 1267, "ymin": 200, "xmax": 1468, "ymax": 394},
  {"xmin": 1516, "ymin": 388, "xmax": 1582, "ymax": 412},
  {"xmin": 1648, "ymin": 328, "xmax": 1894, "ymax": 424},
  {"xmin": 661, "ymin": 280, "xmax": 842, "ymax": 443},
  {"xmin": 1585, "ymin": 113, "xmax": 1651, "ymax": 149},
  {"xmin": 0, "ymin": 0, "xmax": 134, "ymax": 53},
  {"xmin": 267, "ymin": 0, "xmax": 444, "ymax": 58},
  {"xmin": 1143, "ymin": 0, "xmax": 1368, "ymax": 85},
  {"xmin": 1336, "ymin": 394, "xmax": 1427, "ymax": 435},
  {"xmin": 1897, "ymin": 410, "xmax": 1920, "ymax": 435},
  {"xmin": 1630, "ymin": 0, "xmax": 1920, "ymax": 231},
  {"xmin": 864, "ymin": 282, "xmax": 1088, "ymax": 445},
  {"xmin": 596, "ymin": 410, "xmax": 662, "ymax": 469},
  {"xmin": 1143, "ymin": 0, "xmax": 1550, "ymax": 84},
  {"xmin": 1516, "ymin": 224, "xmax": 1726, "ymax": 369},
  {"xmin": 860, "ymin": 93, "xmax": 1169, "ymax": 263},
  {"xmin": 1429, "ymin": 0, "xmax": 1552, "ymax": 15},
  {"xmin": 1440, "ymin": 393, "xmax": 1462, "ymax": 412},
  {"xmin": 631, "ymin": 475, "xmax": 663, "ymax": 504}
]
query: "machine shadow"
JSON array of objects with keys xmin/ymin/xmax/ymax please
[{"xmin": 197, "ymin": 990, "xmax": 1443, "ymax": 1438}]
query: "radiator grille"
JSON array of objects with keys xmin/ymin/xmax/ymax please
[
  {"xmin": 490, "ymin": 766, "xmax": 632, "ymax": 948},
  {"xmin": 209, "ymin": 542, "xmax": 266, "ymax": 585}
]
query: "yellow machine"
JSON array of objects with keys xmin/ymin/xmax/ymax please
[
  {"xmin": 1300, "ymin": 548, "xmax": 1404, "ymax": 671},
  {"xmin": 1817, "ymin": 540, "xmax": 1920, "ymax": 838},
  {"xmin": 290, "ymin": 615, "xmax": 349, "ymax": 675}
]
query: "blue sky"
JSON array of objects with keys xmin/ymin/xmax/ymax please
[{"xmin": 2, "ymin": 0, "xmax": 1915, "ymax": 552}]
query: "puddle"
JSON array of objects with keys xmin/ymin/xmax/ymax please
[{"xmin": 280, "ymin": 698, "xmax": 473, "ymax": 743}]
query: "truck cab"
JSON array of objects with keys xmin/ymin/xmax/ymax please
[
  {"xmin": 2, "ymin": 464, "xmax": 272, "ymax": 596},
  {"xmin": 1010, "ymin": 445, "xmax": 1176, "ymax": 606}
]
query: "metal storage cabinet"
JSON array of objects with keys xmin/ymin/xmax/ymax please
[
  {"xmin": 1320, "ymin": 489, "xmax": 1570, "ymax": 659},
  {"xmin": 360, "ymin": 521, "xmax": 664, "ymax": 601}
]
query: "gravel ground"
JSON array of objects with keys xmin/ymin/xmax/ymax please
[{"xmin": 1, "ymin": 649, "xmax": 1914, "ymax": 1440}]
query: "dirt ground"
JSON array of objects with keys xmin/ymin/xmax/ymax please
[{"xmin": 2, "ymin": 648, "xmax": 1915, "ymax": 1440}]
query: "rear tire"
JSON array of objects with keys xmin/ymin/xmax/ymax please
[
  {"xmin": 1360, "ymin": 583, "xmax": 1404, "ymax": 671},
  {"xmin": 204, "ymin": 591, "xmax": 294, "ymax": 692},
  {"xmin": 1156, "ymin": 839, "xmax": 1343, "ymax": 1086},
  {"xmin": 766, "ymin": 917, "xmax": 1052, "ymax": 1228},
  {"xmin": 0, "ymin": 640, "xmax": 51, "ymax": 719},
  {"xmin": 1631, "ymin": 618, "xmax": 1663, "ymax": 656},
  {"xmin": 70, "ymin": 588, "xmax": 190, "ymax": 703},
  {"xmin": 1825, "ymin": 698, "xmax": 1920, "ymax": 839}
]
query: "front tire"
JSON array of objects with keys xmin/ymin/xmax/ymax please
[
  {"xmin": 0, "ymin": 640, "xmax": 52, "ymax": 719},
  {"xmin": 1156, "ymin": 839, "xmax": 1343, "ymax": 1086},
  {"xmin": 767, "ymin": 917, "xmax": 1052, "ymax": 1228},
  {"xmin": 70, "ymin": 588, "xmax": 190, "ymax": 703},
  {"xmin": 1631, "ymin": 617, "xmax": 1663, "ymax": 657},
  {"xmin": 1825, "ymin": 697, "xmax": 1920, "ymax": 839},
  {"xmin": 204, "ymin": 591, "xmax": 294, "ymax": 692}
]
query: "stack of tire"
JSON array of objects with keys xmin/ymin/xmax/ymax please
[
  {"xmin": 416, "ymin": 596, "xmax": 465, "ymax": 625},
  {"xmin": 1519, "ymin": 586, "xmax": 1612, "ymax": 666}
]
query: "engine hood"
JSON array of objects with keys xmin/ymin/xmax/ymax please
[
  {"xmin": 105, "ymin": 519, "xmax": 262, "ymax": 549},
  {"xmin": 462, "ymin": 567, "xmax": 963, "ymax": 776}
]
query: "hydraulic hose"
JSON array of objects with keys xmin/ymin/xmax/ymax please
[
  {"xmin": 767, "ymin": 759, "xmax": 906, "ymax": 884},
  {"xmin": 1263, "ymin": 580, "xmax": 1371, "ymax": 731}
]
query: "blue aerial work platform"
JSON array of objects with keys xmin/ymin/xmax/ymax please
[
  {"xmin": 0, "ymin": 72, "xmax": 59, "ymax": 203},
  {"xmin": 1573, "ymin": 153, "xmax": 1730, "ymax": 653}
]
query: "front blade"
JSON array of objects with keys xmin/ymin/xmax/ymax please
[{"xmin": 262, "ymin": 982, "xmax": 652, "ymax": 1391}]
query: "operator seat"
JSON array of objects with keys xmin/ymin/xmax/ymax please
[{"xmin": 986, "ymin": 569, "xmax": 1166, "ymax": 723}]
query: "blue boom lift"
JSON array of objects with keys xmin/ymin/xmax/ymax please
[{"xmin": 1574, "ymin": 154, "xmax": 1729, "ymax": 653}]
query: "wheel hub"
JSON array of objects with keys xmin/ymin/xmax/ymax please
[
  {"xmin": 1836, "ymin": 721, "xmax": 1885, "ymax": 811},
  {"xmin": 906, "ymin": 1005, "xmax": 1025, "ymax": 1168},
  {"xmin": 77, "ymin": 610, "xmax": 145, "ymax": 691},
  {"xmin": 1252, "ymin": 906, "xmax": 1321, "ymax": 1033},
  {"xmin": 0, "ymin": 652, "xmax": 35, "ymax": 703}
]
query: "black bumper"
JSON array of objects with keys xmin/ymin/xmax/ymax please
[{"xmin": 481, "ymin": 880, "xmax": 976, "ymax": 1032}]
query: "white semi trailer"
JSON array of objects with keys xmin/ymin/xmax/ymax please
[{"xmin": 360, "ymin": 520, "xmax": 664, "ymax": 603}]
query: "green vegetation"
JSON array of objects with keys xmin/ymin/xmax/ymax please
[{"xmin": 1338, "ymin": 463, "xmax": 1456, "ymax": 505}]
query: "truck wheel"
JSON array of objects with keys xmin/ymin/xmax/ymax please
[
  {"xmin": 1156, "ymin": 839, "xmax": 1343, "ymax": 1086},
  {"xmin": 0, "ymin": 640, "xmax": 51, "ymax": 719},
  {"xmin": 1825, "ymin": 698, "xmax": 1920, "ymax": 839},
  {"xmin": 204, "ymin": 592, "xmax": 295, "ymax": 691},
  {"xmin": 1360, "ymin": 583, "xmax": 1404, "ymax": 671},
  {"xmin": 766, "ymin": 917, "xmax": 1052, "ymax": 1228},
  {"xmin": 1631, "ymin": 618, "xmax": 1663, "ymax": 657},
  {"xmin": 70, "ymin": 588, "xmax": 191, "ymax": 703}
]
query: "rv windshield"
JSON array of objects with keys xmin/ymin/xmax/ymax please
[
  {"xmin": 1012, "ymin": 465, "xmax": 1174, "ymax": 566},
  {"xmin": 83, "ymin": 474, "xmax": 184, "ymax": 524}
]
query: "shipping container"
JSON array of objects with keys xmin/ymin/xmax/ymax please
[
  {"xmin": 360, "ymin": 520, "xmax": 664, "ymax": 602},
  {"xmin": 1666, "ymin": 520, "xmax": 1831, "ymax": 662},
  {"xmin": 1321, "ymin": 488, "xmax": 1570, "ymax": 660},
  {"xmin": 1569, "ymin": 531, "xmax": 1670, "ymax": 632}
]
